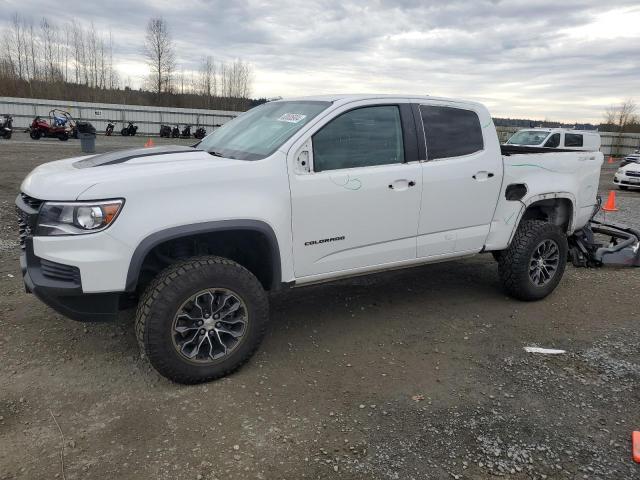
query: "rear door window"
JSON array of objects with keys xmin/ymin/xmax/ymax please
[
  {"xmin": 420, "ymin": 105, "xmax": 484, "ymax": 160},
  {"xmin": 544, "ymin": 133, "xmax": 560, "ymax": 148},
  {"xmin": 565, "ymin": 133, "xmax": 583, "ymax": 147}
]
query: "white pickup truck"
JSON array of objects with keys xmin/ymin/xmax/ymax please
[{"xmin": 17, "ymin": 95, "xmax": 604, "ymax": 383}]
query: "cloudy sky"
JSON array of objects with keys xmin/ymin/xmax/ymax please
[{"xmin": 2, "ymin": 0, "xmax": 639, "ymax": 122}]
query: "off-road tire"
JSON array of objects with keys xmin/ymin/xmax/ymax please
[
  {"xmin": 135, "ymin": 256, "xmax": 269, "ymax": 384},
  {"xmin": 498, "ymin": 220, "xmax": 568, "ymax": 301}
]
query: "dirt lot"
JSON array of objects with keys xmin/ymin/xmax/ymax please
[{"xmin": 1, "ymin": 134, "xmax": 639, "ymax": 480}]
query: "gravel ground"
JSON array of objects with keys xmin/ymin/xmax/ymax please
[{"xmin": 0, "ymin": 134, "xmax": 639, "ymax": 480}]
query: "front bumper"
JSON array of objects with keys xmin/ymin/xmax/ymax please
[
  {"xmin": 614, "ymin": 175, "xmax": 640, "ymax": 188},
  {"xmin": 21, "ymin": 241, "xmax": 120, "ymax": 322},
  {"xmin": 17, "ymin": 193, "xmax": 121, "ymax": 322}
]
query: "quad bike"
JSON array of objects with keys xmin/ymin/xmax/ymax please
[
  {"xmin": 0, "ymin": 114, "xmax": 12, "ymax": 139},
  {"xmin": 29, "ymin": 113, "xmax": 72, "ymax": 141},
  {"xmin": 194, "ymin": 126, "xmax": 207, "ymax": 139},
  {"xmin": 171, "ymin": 125, "xmax": 180, "ymax": 138},
  {"xmin": 51, "ymin": 109, "xmax": 78, "ymax": 138},
  {"xmin": 105, "ymin": 121, "xmax": 115, "ymax": 136},
  {"xmin": 121, "ymin": 122, "xmax": 138, "ymax": 136},
  {"xmin": 159, "ymin": 125, "xmax": 172, "ymax": 138},
  {"xmin": 180, "ymin": 125, "xmax": 191, "ymax": 138}
]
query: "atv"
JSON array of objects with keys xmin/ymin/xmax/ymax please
[{"xmin": 29, "ymin": 110, "xmax": 74, "ymax": 141}]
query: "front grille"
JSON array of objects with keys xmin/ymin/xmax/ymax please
[
  {"xmin": 40, "ymin": 259, "xmax": 81, "ymax": 284},
  {"xmin": 626, "ymin": 171, "xmax": 640, "ymax": 177},
  {"xmin": 16, "ymin": 192, "xmax": 43, "ymax": 250},
  {"xmin": 16, "ymin": 208, "xmax": 30, "ymax": 250},
  {"xmin": 20, "ymin": 193, "xmax": 43, "ymax": 210}
]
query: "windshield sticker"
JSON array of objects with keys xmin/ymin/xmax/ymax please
[{"xmin": 277, "ymin": 113, "xmax": 307, "ymax": 123}]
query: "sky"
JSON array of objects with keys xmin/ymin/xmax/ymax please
[{"xmin": 1, "ymin": 0, "xmax": 639, "ymax": 123}]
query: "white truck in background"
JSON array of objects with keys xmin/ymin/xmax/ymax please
[
  {"xmin": 506, "ymin": 128, "xmax": 601, "ymax": 151},
  {"xmin": 17, "ymin": 94, "xmax": 606, "ymax": 384}
]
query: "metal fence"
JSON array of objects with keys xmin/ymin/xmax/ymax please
[
  {"xmin": 496, "ymin": 126, "xmax": 640, "ymax": 156},
  {"xmin": 0, "ymin": 96, "xmax": 240, "ymax": 136}
]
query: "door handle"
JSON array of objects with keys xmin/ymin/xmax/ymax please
[
  {"xmin": 472, "ymin": 171, "xmax": 495, "ymax": 181},
  {"xmin": 388, "ymin": 180, "xmax": 416, "ymax": 190}
]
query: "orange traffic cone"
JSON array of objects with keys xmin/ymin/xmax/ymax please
[
  {"xmin": 602, "ymin": 190, "xmax": 618, "ymax": 212},
  {"xmin": 633, "ymin": 431, "xmax": 640, "ymax": 463},
  {"xmin": 144, "ymin": 138, "xmax": 154, "ymax": 148},
  {"xmin": 608, "ymin": 156, "xmax": 615, "ymax": 164}
]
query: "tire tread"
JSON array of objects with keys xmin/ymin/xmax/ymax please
[{"xmin": 135, "ymin": 256, "xmax": 268, "ymax": 384}]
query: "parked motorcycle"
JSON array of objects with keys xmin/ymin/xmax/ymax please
[
  {"xmin": 193, "ymin": 127, "xmax": 207, "ymax": 139},
  {"xmin": 180, "ymin": 125, "xmax": 191, "ymax": 138},
  {"xmin": 121, "ymin": 122, "xmax": 138, "ymax": 136},
  {"xmin": 159, "ymin": 125, "xmax": 172, "ymax": 138},
  {"xmin": 105, "ymin": 121, "xmax": 115, "ymax": 136},
  {"xmin": 1, "ymin": 114, "xmax": 13, "ymax": 139},
  {"xmin": 29, "ymin": 115, "xmax": 71, "ymax": 141},
  {"xmin": 171, "ymin": 126, "xmax": 180, "ymax": 138}
]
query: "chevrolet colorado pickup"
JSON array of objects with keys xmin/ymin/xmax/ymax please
[{"xmin": 17, "ymin": 95, "xmax": 604, "ymax": 383}]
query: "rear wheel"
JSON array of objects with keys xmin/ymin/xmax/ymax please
[
  {"xmin": 498, "ymin": 220, "xmax": 568, "ymax": 301},
  {"xmin": 58, "ymin": 132, "xmax": 69, "ymax": 141},
  {"xmin": 135, "ymin": 256, "xmax": 269, "ymax": 384}
]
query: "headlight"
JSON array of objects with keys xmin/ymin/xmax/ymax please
[{"xmin": 36, "ymin": 199, "xmax": 124, "ymax": 236}]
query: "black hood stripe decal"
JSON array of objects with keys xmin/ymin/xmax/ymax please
[{"xmin": 73, "ymin": 145, "xmax": 199, "ymax": 168}]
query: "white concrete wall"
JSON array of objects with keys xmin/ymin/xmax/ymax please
[{"xmin": 0, "ymin": 96, "xmax": 241, "ymax": 135}]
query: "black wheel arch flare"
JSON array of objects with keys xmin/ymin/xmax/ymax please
[{"xmin": 125, "ymin": 220, "xmax": 282, "ymax": 292}]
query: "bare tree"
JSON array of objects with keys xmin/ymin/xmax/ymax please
[
  {"xmin": 9, "ymin": 14, "xmax": 25, "ymax": 80},
  {"xmin": 219, "ymin": 59, "xmax": 253, "ymax": 109},
  {"xmin": 144, "ymin": 17, "xmax": 175, "ymax": 95},
  {"xmin": 199, "ymin": 56, "xmax": 217, "ymax": 106},
  {"xmin": 604, "ymin": 99, "xmax": 638, "ymax": 155}
]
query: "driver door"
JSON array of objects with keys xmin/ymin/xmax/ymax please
[{"xmin": 287, "ymin": 101, "xmax": 422, "ymax": 279}]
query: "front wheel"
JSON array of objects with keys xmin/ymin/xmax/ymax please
[
  {"xmin": 135, "ymin": 256, "xmax": 269, "ymax": 384},
  {"xmin": 30, "ymin": 130, "xmax": 41, "ymax": 140},
  {"xmin": 498, "ymin": 220, "xmax": 568, "ymax": 301},
  {"xmin": 121, "ymin": 128, "xmax": 128, "ymax": 136}
]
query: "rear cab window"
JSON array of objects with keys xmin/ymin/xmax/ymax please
[
  {"xmin": 564, "ymin": 133, "xmax": 584, "ymax": 147},
  {"xmin": 419, "ymin": 105, "xmax": 484, "ymax": 160}
]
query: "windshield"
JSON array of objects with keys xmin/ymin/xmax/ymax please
[
  {"xmin": 506, "ymin": 130, "xmax": 550, "ymax": 146},
  {"xmin": 196, "ymin": 101, "xmax": 331, "ymax": 160}
]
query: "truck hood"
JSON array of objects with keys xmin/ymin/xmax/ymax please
[{"xmin": 20, "ymin": 145, "xmax": 239, "ymax": 200}]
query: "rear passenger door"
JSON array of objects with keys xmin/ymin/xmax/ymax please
[{"xmin": 416, "ymin": 102, "xmax": 503, "ymax": 257}]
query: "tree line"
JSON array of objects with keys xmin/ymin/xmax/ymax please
[{"xmin": 0, "ymin": 14, "xmax": 256, "ymax": 111}]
